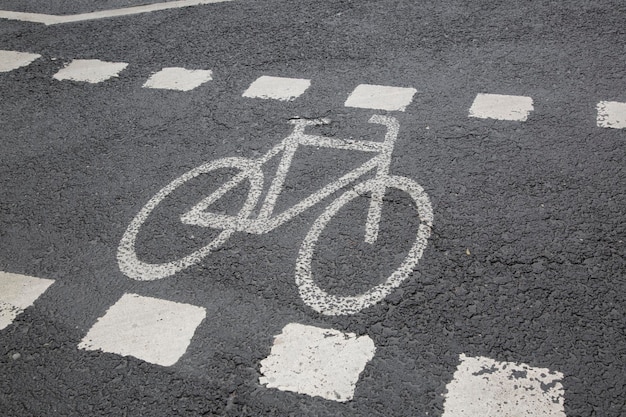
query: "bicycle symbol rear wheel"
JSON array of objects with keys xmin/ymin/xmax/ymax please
[
  {"xmin": 117, "ymin": 157, "xmax": 263, "ymax": 281},
  {"xmin": 295, "ymin": 175, "xmax": 433, "ymax": 316}
]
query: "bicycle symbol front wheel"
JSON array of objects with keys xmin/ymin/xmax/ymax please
[{"xmin": 295, "ymin": 175, "xmax": 433, "ymax": 316}]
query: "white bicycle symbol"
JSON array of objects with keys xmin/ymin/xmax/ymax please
[{"xmin": 117, "ymin": 115, "xmax": 433, "ymax": 315}]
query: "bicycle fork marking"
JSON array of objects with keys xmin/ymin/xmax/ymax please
[{"xmin": 117, "ymin": 116, "xmax": 433, "ymax": 315}]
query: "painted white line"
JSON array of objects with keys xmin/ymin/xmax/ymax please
[
  {"xmin": 0, "ymin": 0, "xmax": 233, "ymax": 26},
  {"xmin": 597, "ymin": 101, "xmax": 626, "ymax": 129},
  {"xmin": 344, "ymin": 84, "xmax": 417, "ymax": 112},
  {"xmin": 0, "ymin": 271, "xmax": 54, "ymax": 330},
  {"xmin": 442, "ymin": 354, "xmax": 565, "ymax": 417},
  {"xmin": 78, "ymin": 293, "xmax": 206, "ymax": 366},
  {"xmin": 53, "ymin": 59, "xmax": 128, "ymax": 84},
  {"xmin": 0, "ymin": 50, "xmax": 41, "ymax": 72},
  {"xmin": 259, "ymin": 323, "xmax": 376, "ymax": 402},
  {"xmin": 143, "ymin": 67, "xmax": 213, "ymax": 91},
  {"xmin": 469, "ymin": 93, "xmax": 534, "ymax": 121},
  {"xmin": 242, "ymin": 75, "xmax": 311, "ymax": 101}
]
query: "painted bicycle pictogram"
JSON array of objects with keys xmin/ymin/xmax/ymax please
[{"xmin": 117, "ymin": 115, "xmax": 433, "ymax": 315}]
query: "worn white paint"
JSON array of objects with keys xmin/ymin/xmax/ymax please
[
  {"xmin": 0, "ymin": 50, "xmax": 41, "ymax": 72},
  {"xmin": 78, "ymin": 293, "xmax": 206, "ymax": 366},
  {"xmin": 0, "ymin": 272, "xmax": 54, "ymax": 330},
  {"xmin": 442, "ymin": 354, "xmax": 565, "ymax": 417},
  {"xmin": 242, "ymin": 76, "xmax": 311, "ymax": 101},
  {"xmin": 469, "ymin": 93, "xmax": 534, "ymax": 121},
  {"xmin": 597, "ymin": 101, "xmax": 626, "ymax": 129},
  {"xmin": 259, "ymin": 323, "xmax": 375, "ymax": 402},
  {"xmin": 53, "ymin": 59, "xmax": 128, "ymax": 83},
  {"xmin": 295, "ymin": 175, "xmax": 432, "ymax": 315},
  {"xmin": 0, "ymin": 0, "xmax": 233, "ymax": 25},
  {"xmin": 118, "ymin": 157, "xmax": 264, "ymax": 281},
  {"xmin": 119, "ymin": 115, "xmax": 432, "ymax": 315},
  {"xmin": 143, "ymin": 67, "xmax": 213, "ymax": 91},
  {"xmin": 344, "ymin": 84, "xmax": 417, "ymax": 112}
]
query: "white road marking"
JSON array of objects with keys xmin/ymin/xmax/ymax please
[
  {"xmin": 597, "ymin": 101, "xmax": 626, "ymax": 129},
  {"xmin": 442, "ymin": 354, "xmax": 565, "ymax": 417},
  {"xmin": 295, "ymin": 175, "xmax": 433, "ymax": 316},
  {"xmin": 78, "ymin": 293, "xmax": 206, "ymax": 367},
  {"xmin": 118, "ymin": 116, "xmax": 432, "ymax": 315},
  {"xmin": 242, "ymin": 75, "xmax": 311, "ymax": 101},
  {"xmin": 143, "ymin": 67, "xmax": 213, "ymax": 91},
  {"xmin": 0, "ymin": 0, "xmax": 233, "ymax": 26},
  {"xmin": 469, "ymin": 93, "xmax": 534, "ymax": 121},
  {"xmin": 0, "ymin": 271, "xmax": 54, "ymax": 330},
  {"xmin": 0, "ymin": 50, "xmax": 41, "ymax": 72},
  {"xmin": 53, "ymin": 59, "xmax": 128, "ymax": 83},
  {"xmin": 118, "ymin": 157, "xmax": 264, "ymax": 281},
  {"xmin": 259, "ymin": 323, "xmax": 376, "ymax": 402},
  {"xmin": 344, "ymin": 84, "xmax": 417, "ymax": 112}
]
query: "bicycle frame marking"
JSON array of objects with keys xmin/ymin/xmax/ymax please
[{"xmin": 180, "ymin": 115, "xmax": 400, "ymax": 243}]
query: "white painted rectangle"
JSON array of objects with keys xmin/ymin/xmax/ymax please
[
  {"xmin": 0, "ymin": 50, "xmax": 41, "ymax": 72},
  {"xmin": 79, "ymin": 293, "xmax": 206, "ymax": 366},
  {"xmin": 597, "ymin": 101, "xmax": 626, "ymax": 129},
  {"xmin": 442, "ymin": 354, "xmax": 565, "ymax": 416},
  {"xmin": 469, "ymin": 93, "xmax": 534, "ymax": 121},
  {"xmin": 242, "ymin": 75, "xmax": 311, "ymax": 101},
  {"xmin": 259, "ymin": 323, "xmax": 376, "ymax": 402},
  {"xmin": 53, "ymin": 59, "xmax": 128, "ymax": 83},
  {"xmin": 143, "ymin": 67, "xmax": 213, "ymax": 91},
  {"xmin": 0, "ymin": 271, "xmax": 54, "ymax": 330},
  {"xmin": 344, "ymin": 84, "xmax": 417, "ymax": 112}
]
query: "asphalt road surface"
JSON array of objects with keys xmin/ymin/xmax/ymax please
[{"xmin": 1, "ymin": 0, "xmax": 625, "ymax": 416}]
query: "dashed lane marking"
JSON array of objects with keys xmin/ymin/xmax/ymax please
[
  {"xmin": 0, "ymin": 271, "xmax": 570, "ymax": 409},
  {"xmin": 259, "ymin": 323, "xmax": 376, "ymax": 402},
  {"xmin": 3, "ymin": 293, "xmax": 572, "ymax": 410},
  {"xmin": 143, "ymin": 67, "xmax": 213, "ymax": 91},
  {"xmin": 242, "ymin": 75, "xmax": 311, "ymax": 101},
  {"xmin": 597, "ymin": 101, "xmax": 626, "ymax": 129},
  {"xmin": 0, "ymin": 0, "xmax": 233, "ymax": 26},
  {"xmin": 2, "ymin": 49, "xmax": 624, "ymax": 130},
  {"xmin": 0, "ymin": 50, "xmax": 41, "ymax": 72},
  {"xmin": 442, "ymin": 354, "xmax": 565, "ymax": 417},
  {"xmin": 53, "ymin": 59, "xmax": 129, "ymax": 84},
  {"xmin": 469, "ymin": 93, "xmax": 535, "ymax": 122},
  {"xmin": 0, "ymin": 271, "xmax": 54, "ymax": 330},
  {"xmin": 344, "ymin": 84, "xmax": 417, "ymax": 112},
  {"xmin": 78, "ymin": 293, "xmax": 206, "ymax": 367}
]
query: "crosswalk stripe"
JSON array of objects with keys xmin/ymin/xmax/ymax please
[
  {"xmin": 0, "ymin": 271, "xmax": 54, "ymax": 330},
  {"xmin": 78, "ymin": 293, "xmax": 206, "ymax": 367},
  {"xmin": 259, "ymin": 323, "xmax": 376, "ymax": 402},
  {"xmin": 443, "ymin": 354, "xmax": 565, "ymax": 416},
  {"xmin": 0, "ymin": 50, "xmax": 41, "ymax": 72},
  {"xmin": 345, "ymin": 84, "xmax": 417, "ymax": 112},
  {"xmin": 143, "ymin": 67, "xmax": 213, "ymax": 91},
  {"xmin": 469, "ymin": 93, "xmax": 535, "ymax": 122},
  {"xmin": 52, "ymin": 59, "xmax": 129, "ymax": 83},
  {"xmin": 242, "ymin": 75, "xmax": 311, "ymax": 101},
  {"xmin": 597, "ymin": 101, "xmax": 626, "ymax": 129}
]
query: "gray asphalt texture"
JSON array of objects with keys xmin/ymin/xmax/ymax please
[{"xmin": 1, "ymin": 0, "xmax": 625, "ymax": 415}]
